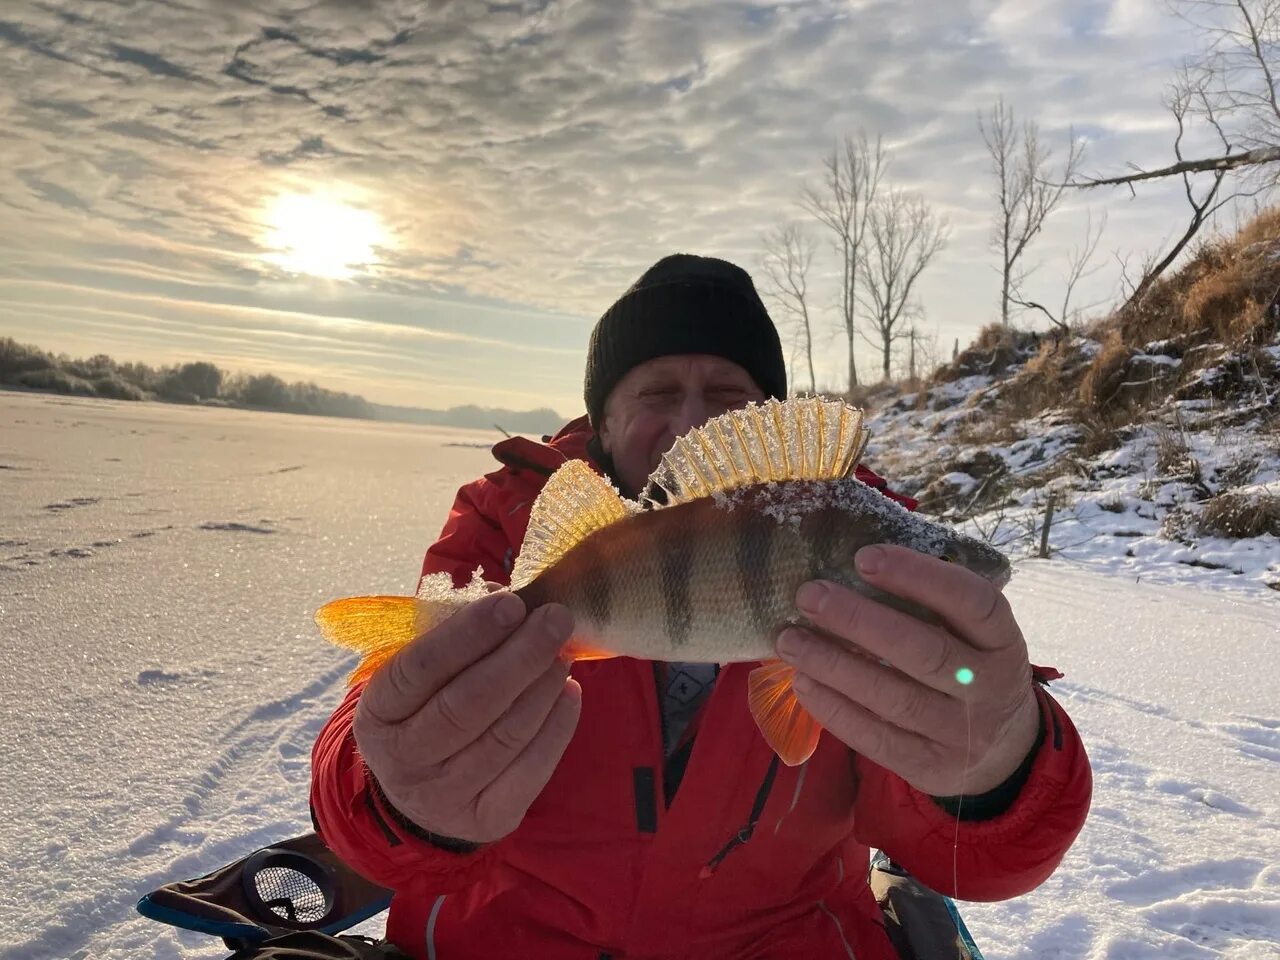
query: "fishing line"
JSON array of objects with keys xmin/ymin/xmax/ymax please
[{"xmin": 952, "ymin": 694, "xmax": 972, "ymax": 899}]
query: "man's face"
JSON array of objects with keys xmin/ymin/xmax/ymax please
[{"xmin": 598, "ymin": 354, "xmax": 767, "ymax": 496}]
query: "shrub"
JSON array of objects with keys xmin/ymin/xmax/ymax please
[
  {"xmin": 91, "ymin": 376, "xmax": 147, "ymax": 401},
  {"xmin": 15, "ymin": 367, "xmax": 95, "ymax": 395},
  {"xmin": 1197, "ymin": 491, "xmax": 1280, "ymax": 539}
]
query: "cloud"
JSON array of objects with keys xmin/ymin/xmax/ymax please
[{"xmin": 0, "ymin": 0, "xmax": 1250, "ymax": 408}]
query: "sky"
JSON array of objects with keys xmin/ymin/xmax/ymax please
[{"xmin": 0, "ymin": 0, "xmax": 1257, "ymax": 416}]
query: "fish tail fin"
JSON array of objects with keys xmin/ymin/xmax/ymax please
[
  {"xmin": 748, "ymin": 660, "xmax": 822, "ymax": 766},
  {"xmin": 316, "ymin": 578, "xmax": 473, "ymax": 685}
]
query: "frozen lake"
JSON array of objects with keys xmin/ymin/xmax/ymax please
[{"xmin": 1, "ymin": 391, "xmax": 1276, "ymax": 959}]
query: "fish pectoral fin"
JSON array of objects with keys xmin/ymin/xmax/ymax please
[
  {"xmin": 748, "ymin": 660, "xmax": 822, "ymax": 767},
  {"xmin": 562, "ymin": 637, "xmax": 619, "ymax": 661}
]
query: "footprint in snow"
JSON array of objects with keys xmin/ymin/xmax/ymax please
[
  {"xmin": 1151, "ymin": 779, "xmax": 1259, "ymax": 817},
  {"xmin": 1143, "ymin": 895, "xmax": 1280, "ymax": 953},
  {"xmin": 199, "ymin": 521, "xmax": 277, "ymax": 534},
  {"xmin": 137, "ymin": 669, "xmax": 184, "ymax": 686},
  {"xmin": 1106, "ymin": 858, "xmax": 1268, "ymax": 907},
  {"xmin": 44, "ymin": 496, "xmax": 101, "ymax": 511},
  {"xmin": 1212, "ymin": 718, "xmax": 1280, "ymax": 764}
]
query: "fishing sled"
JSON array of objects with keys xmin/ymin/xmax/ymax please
[{"xmin": 137, "ymin": 834, "xmax": 985, "ymax": 959}]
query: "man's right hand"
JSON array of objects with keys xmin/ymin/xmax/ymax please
[{"xmin": 352, "ymin": 590, "xmax": 582, "ymax": 844}]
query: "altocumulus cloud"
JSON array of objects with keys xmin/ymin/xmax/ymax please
[{"xmin": 0, "ymin": 0, "xmax": 1227, "ymax": 409}]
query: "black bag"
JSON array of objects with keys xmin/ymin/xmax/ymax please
[
  {"xmin": 135, "ymin": 832, "xmax": 394, "ymax": 958},
  {"xmin": 869, "ymin": 851, "xmax": 984, "ymax": 960},
  {"xmin": 223, "ymin": 932, "xmax": 408, "ymax": 960}
]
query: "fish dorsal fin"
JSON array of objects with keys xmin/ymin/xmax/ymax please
[
  {"xmin": 649, "ymin": 397, "xmax": 870, "ymax": 506},
  {"xmin": 511, "ymin": 459, "xmax": 634, "ymax": 589}
]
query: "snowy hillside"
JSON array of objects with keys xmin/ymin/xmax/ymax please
[
  {"xmin": 856, "ymin": 213, "xmax": 1280, "ymax": 600},
  {"xmin": 1, "ymin": 391, "xmax": 1276, "ymax": 960}
]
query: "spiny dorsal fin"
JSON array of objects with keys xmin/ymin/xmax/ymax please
[
  {"xmin": 649, "ymin": 397, "xmax": 870, "ymax": 506},
  {"xmin": 511, "ymin": 459, "xmax": 635, "ymax": 589}
]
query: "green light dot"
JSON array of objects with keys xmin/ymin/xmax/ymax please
[{"xmin": 955, "ymin": 667, "xmax": 975, "ymax": 686}]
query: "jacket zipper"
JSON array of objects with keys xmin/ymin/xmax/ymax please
[{"xmin": 699, "ymin": 755, "xmax": 781, "ymax": 878}]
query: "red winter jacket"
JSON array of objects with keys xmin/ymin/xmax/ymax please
[{"xmin": 311, "ymin": 416, "xmax": 1091, "ymax": 960}]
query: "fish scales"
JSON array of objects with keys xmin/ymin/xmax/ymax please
[{"xmin": 518, "ymin": 491, "xmax": 819, "ymax": 663}]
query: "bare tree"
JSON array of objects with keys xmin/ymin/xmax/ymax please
[
  {"xmin": 858, "ymin": 190, "xmax": 949, "ymax": 380},
  {"xmin": 979, "ymin": 98, "xmax": 1085, "ymax": 326},
  {"xmin": 1127, "ymin": 78, "xmax": 1241, "ymax": 305},
  {"xmin": 1073, "ymin": 0, "xmax": 1280, "ymax": 188},
  {"xmin": 1010, "ymin": 210, "xmax": 1109, "ymax": 335},
  {"xmin": 759, "ymin": 224, "xmax": 819, "ymax": 393},
  {"xmin": 802, "ymin": 132, "xmax": 886, "ymax": 390},
  {"xmin": 895, "ymin": 324, "xmax": 942, "ymax": 384}
]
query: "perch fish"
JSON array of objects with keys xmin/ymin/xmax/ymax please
[{"xmin": 316, "ymin": 397, "xmax": 1011, "ymax": 766}]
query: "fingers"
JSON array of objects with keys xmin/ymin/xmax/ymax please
[
  {"xmin": 795, "ymin": 578, "xmax": 971, "ymax": 695},
  {"xmin": 437, "ymin": 659, "xmax": 574, "ymax": 795},
  {"xmin": 408, "ymin": 603, "xmax": 575, "ymax": 763},
  {"xmin": 470, "ymin": 679, "xmax": 582, "ymax": 841},
  {"xmin": 789, "ymin": 675, "xmax": 945, "ymax": 789},
  {"xmin": 777, "ymin": 628, "xmax": 956, "ymax": 737},
  {"xmin": 364, "ymin": 591, "xmax": 528, "ymax": 725},
  {"xmin": 849, "ymin": 544, "xmax": 1020, "ymax": 652}
]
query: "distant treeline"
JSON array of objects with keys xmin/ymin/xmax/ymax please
[
  {"xmin": 0, "ymin": 338, "xmax": 373, "ymax": 419},
  {"xmin": 372, "ymin": 401, "xmax": 564, "ymax": 436},
  {"xmin": 0, "ymin": 338, "xmax": 565, "ymax": 434}
]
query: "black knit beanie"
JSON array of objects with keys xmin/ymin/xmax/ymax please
[{"xmin": 583, "ymin": 254, "xmax": 787, "ymax": 426}]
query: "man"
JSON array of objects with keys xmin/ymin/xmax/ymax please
[{"xmin": 311, "ymin": 254, "xmax": 1092, "ymax": 959}]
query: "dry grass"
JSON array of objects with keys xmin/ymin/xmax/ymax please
[
  {"xmin": 931, "ymin": 324, "xmax": 1040, "ymax": 385},
  {"xmin": 1115, "ymin": 206, "xmax": 1280, "ymax": 354},
  {"xmin": 1078, "ymin": 330, "xmax": 1134, "ymax": 409},
  {"xmin": 1198, "ymin": 491, "xmax": 1280, "ymax": 539},
  {"xmin": 1181, "ymin": 263, "xmax": 1271, "ymax": 344},
  {"xmin": 950, "ymin": 406, "xmax": 1025, "ymax": 448},
  {"xmin": 997, "ymin": 336, "xmax": 1095, "ymax": 417},
  {"xmin": 973, "ymin": 322, "xmax": 1013, "ymax": 351},
  {"xmin": 1074, "ymin": 406, "xmax": 1127, "ymax": 458},
  {"xmin": 1232, "ymin": 206, "xmax": 1280, "ymax": 251},
  {"xmin": 1117, "ymin": 239, "xmax": 1230, "ymax": 345}
]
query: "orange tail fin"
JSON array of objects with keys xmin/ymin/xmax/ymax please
[
  {"xmin": 748, "ymin": 661, "xmax": 822, "ymax": 766},
  {"xmin": 314, "ymin": 595, "xmax": 421, "ymax": 685}
]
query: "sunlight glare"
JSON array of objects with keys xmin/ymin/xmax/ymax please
[{"xmin": 264, "ymin": 193, "xmax": 385, "ymax": 280}]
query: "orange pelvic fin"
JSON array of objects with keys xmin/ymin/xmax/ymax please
[
  {"xmin": 561, "ymin": 637, "xmax": 619, "ymax": 662},
  {"xmin": 747, "ymin": 660, "xmax": 822, "ymax": 766}
]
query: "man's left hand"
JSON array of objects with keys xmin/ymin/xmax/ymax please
[{"xmin": 776, "ymin": 544, "xmax": 1041, "ymax": 797}]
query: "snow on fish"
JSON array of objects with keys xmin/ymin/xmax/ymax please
[{"xmin": 315, "ymin": 397, "xmax": 1011, "ymax": 766}]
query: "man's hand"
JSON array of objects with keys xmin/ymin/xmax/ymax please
[
  {"xmin": 776, "ymin": 544, "xmax": 1040, "ymax": 797},
  {"xmin": 353, "ymin": 590, "xmax": 582, "ymax": 844}
]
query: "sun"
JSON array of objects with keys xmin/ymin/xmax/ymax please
[{"xmin": 263, "ymin": 193, "xmax": 385, "ymax": 280}]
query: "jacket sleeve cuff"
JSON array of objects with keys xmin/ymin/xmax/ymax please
[
  {"xmin": 310, "ymin": 685, "xmax": 503, "ymax": 893},
  {"xmin": 930, "ymin": 692, "xmax": 1047, "ymax": 821},
  {"xmin": 365, "ymin": 769, "xmax": 486, "ymax": 854},
  {"xmin": 900, "ymin": 684, "xmax": 1092, "ymax": 900}
]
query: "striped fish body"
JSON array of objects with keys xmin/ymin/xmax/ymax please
[
  {"xmin": 316, "ymin": 398, "xmax": 1012, "ymax": 766},
  {"xmin": 515, "ymin": 477, "xmax": 1009, "ymax": 664}
]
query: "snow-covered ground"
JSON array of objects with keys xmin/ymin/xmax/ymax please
[{"xmin": 1, "ymin": 391, "xmax": 1276, "ymax": 959}]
